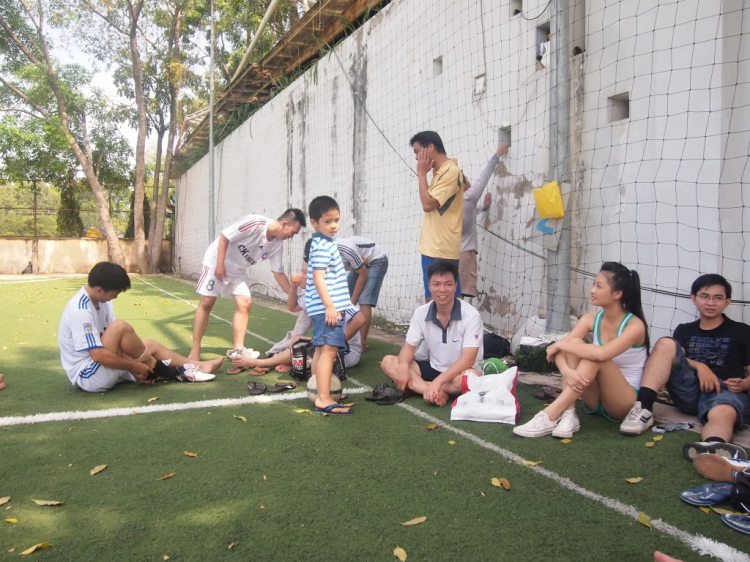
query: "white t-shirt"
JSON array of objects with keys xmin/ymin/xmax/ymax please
[
  {"xmin": 336, "ymin": 236, "xmax": 387, "ymax": 271},
  {"xmin": 405, "ymin": 299, "xmax": 484, "ymax": 372},
  {"xmin": 58, "ymin": 287, "xmax": 115, "ymax": 383},
  {"xmin": 202, "ymin": 215, "xmax": 284, "ymax": 276}
]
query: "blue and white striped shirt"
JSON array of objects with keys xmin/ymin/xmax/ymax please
[{"xmin": 305, "ymin": 233, "xmax": 353, "ymax": 317}]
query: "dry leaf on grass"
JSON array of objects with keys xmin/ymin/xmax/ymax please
[
  {"xmin": 394, "ymin": 546, "xmax": 407, "ymax": 561},
  {"xmin": 343, "ymin": 403, "xmax": 355, "ymax": 407},
  {"xmin": 262, "ymin": 475, "xmax": 267, "ymax": 481},
  {"xmin": 426, "ymin": 424, "xmax": 438, "ymax": 430},
  {"xmin": 625, "ymin": 477, "xmax": 644, "ymax": 484},
  {"xmin": 158, "ymin": 473, "xmax": 176, "ymax": 481},
  {"xmin": 652, "ymin": 435, "xmax": 663, "ymax": 442},
  {"xmin": 31, "ymin": 500, "xmax": 62, "ymax": 506},
  {"xmin": 645, "ymin": 441, "xmax": 655, "ymax": 448},
  {"xmin": 20, "ymin": 543, "xmax": 51, "ymax": 555},
  {"xmin": 491, "ymin": 477, "xmax": 511, "ymax": 490},
  {"xmin": 560, "ymin": 439, "xmax": 572, "ymax": 444},
  {"xmin": 447, "ymin": 440, "xmax": 456, "ymax": 445},
  {"xmin": 637, "ymin": 512, "xmax": 652, "ymax": 529},
  {"xmin": 521, "ymin": 460, "xmax": 542, "ymax": 466},
  {"xmin": 183, "ymin": 452, "xmax": 198, "ymax": 457},
  {"xmin": 90, "ymin": 464, "xmax": 107, "ymax": 476},
  {"xmin": 710, "ymin": 506, "xmax": 748, "ymax": 516},
  {"xmin": 0, "ymin": 497, "xmax": 9, "ymax": 506},
  {"xmin": 259, "ymin": 504, "xmax": 265, "ymax": 510},
  {"xmin": 5, "ymin": 518, "xmax": 18, "ymax": 523},
  {"xmin": 294, "ymin": 409, "xmax": 311, "ymax": 414},
  {"xmin": 234, "ymin": 415, "xmax": 247, "ymax": 422},
  {"xmin": 400, "ymin": 516, "xmax": 427, "ymax": 526},
  {"xmin": 147, "ymin": 397, "xmax": 160, "ymax": 403},
  {"xmin": 699, "ymin": 507, "xmax": 711, "ymax": 514},
  {"xmin": 228, "ymin": 542, "xmax": 236, "ymax": 550},
  {"xmin": 163, "ymin": 556, "xmax": 170, "ymax": 561}
]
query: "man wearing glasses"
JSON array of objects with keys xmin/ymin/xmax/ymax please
[{"xmin": 620, "ymin": 274, "xmax": 750, "ymax": 461}]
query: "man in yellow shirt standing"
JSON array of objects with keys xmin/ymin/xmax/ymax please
[{"xmin": 410, "ymin": 131, "xmax": 465, "ymax": 301}]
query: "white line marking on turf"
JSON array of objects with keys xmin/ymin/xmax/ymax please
[
  {"xmin": 0, "ymin": 387, "xmax": 371, "ymax": 427},
  {"xmin": 396, "ymin": 403, "xmax": 750, "ymax": 562},
  {"xmin": 126, "ymin": 279, "xmax": 748, "ymax": 560},
  {"xmin": 136, "ymin": 277, "xmax": 274, "ymax": 345},
  {"xmin": 0, "ymin": 277, "xmax": 63, "ymax": 285}
]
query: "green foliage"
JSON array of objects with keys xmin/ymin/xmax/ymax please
[
  {"xmin": 125, "ymin": 192, "xmax": 151, "ymax": 239},
  {"xmin": 57, "ymin": 183, "xmax": 85, "ymax": 237}
]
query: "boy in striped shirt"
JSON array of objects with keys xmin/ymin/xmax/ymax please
[{"xmin": 305, "ymin": 196, "xmax": 354, "ymax": 415}]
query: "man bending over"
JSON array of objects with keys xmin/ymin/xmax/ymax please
[{"xmin": 59, "ymin": 262, "xmax": 222, "ymax": 393}]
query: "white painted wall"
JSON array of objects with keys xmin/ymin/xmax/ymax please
[{"xmin": 175, "ymin": 0, "xmax": 750, "ymax": 341}]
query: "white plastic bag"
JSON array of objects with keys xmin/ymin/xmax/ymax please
[{"xmin": 450, "ymin": 367, "xmax": 520, "ymax": 425}]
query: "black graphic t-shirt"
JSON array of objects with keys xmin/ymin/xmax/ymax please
[{"xmin": 673, "ymin": 315, "xmax": 750, "ymax": 380}]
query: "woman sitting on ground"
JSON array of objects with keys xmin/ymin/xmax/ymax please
[{"xmin": 514, "ymin": 261, "xmax": 649, "ymax": 439}]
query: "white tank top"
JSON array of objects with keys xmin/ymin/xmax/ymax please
[{"xmin": 592, "ymin": 310, "xmax": 647, "ymax": 389}]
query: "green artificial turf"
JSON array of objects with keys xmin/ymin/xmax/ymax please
[{"xmin": 0, "ymin": 276, "xmax": 748, "ymax": 560}]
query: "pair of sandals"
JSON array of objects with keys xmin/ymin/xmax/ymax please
[
  {"xmin": 365, "ymin": 382, "xmax": 408, "ymax": 405},
  {"xmin": 247, "ymin": 381, "xmax": 297, "ymax": 395}
]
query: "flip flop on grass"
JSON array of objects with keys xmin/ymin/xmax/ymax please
[
  {"xmin": 267, "ymin": 381, "xmax": 297, "ymax": 393},
  {"xmin": 226, "ymin": 366, "xmax": 248, "ymax": 375},
  {"xmin": 314, "ymin": 404, "xmax": 352, "ymax": 415},
  {"xmin": 247, "ymin": 382, "xmax": 266, "ymax": 395}
]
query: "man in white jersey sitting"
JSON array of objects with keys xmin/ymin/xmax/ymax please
[
  {"xmin": 59, "ymin": 262, "xmax": 222, "ymax": 393},
  {"xmin": 337, "ymin": 235, "xmax": 388, "ymax": 351},
  {"xmin": 188, "ymin": 209, "xmax": 305, "ymax": 373},
  {"xmin": 231, "ymin": 238, "xmax": 365, "ymax": 373}
]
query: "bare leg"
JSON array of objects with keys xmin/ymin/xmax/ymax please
[
  {"xmin": 0, "ymin": 373, "xmax": 5, "ymax": 390},
  {"xmin": 143, "ymin": 340, "xmax": 223, "ymax": 374},
  {"xmin": 232, "ymin": 295, "xmax": 252, "ymax": 350},
  {"xmin": 359, "ymin": 305, "xmax": 373, "ymax": 350},
  {"xmin": 702, "ymin": 404, "xmax": 737, "ymax": 442},
  {"xmin": 578, "ymin": 359, "xmax": 636, "ymax": 420},
  {"xmin": 313, "ymin": 345, "xmax": 350, "ymax": 412},
  {"xmin": 640, "ymin": 337, "xmax": 678, "ymax": 392},
  {"xmin": 189, "ymin": 296, "xmax": 217, "ymax": 361}
]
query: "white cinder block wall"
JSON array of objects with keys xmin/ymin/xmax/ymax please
[{"xmin": 175, "ymin": 0, "xmax": 750, "ymax": 342}]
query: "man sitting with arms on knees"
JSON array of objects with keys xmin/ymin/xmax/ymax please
[
  {"xmin": 59, "ymin": 262, "xmax": 222, "ymax": 393},
  {"xmin": 620, "ymin": 274, "xmax": 750, "ymax": 461},
  {"xmin": 380, "ymin": 260, "xmax": 484, "ymax": 406}
]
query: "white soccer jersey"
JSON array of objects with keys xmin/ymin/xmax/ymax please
[
  {"xmin": 58, "ymin": 287, "xmax": 115, "ymax": 384},
  {"xmin": 405, "ymin": 299, "xmax": 483, "ymax": 372},
  {"xmin": 202, "ymin": 215, "xmax": 284, "ymax": 276},
  {"xmin": 336, "ymin": 236, "xmax": 387, "ymax": 271}
]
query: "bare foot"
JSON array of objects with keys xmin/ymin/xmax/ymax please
[
  {"xmin": 433, "ymin": 390, "xmax": 450, "ymax": 407},
  {"xmin": 314, "ymin": 399, "xmax": 350, "ymax": 414},
  {"xmin": 0, "ymin": 373, "xmax": 5, "ymax": 390},
  {"xmin": 232, "ymin": 357, "xmax": 259, "ymax": 369},
  {"xmin": 362, "ymin": 344, "xmax": 369, "ymax": 352},
  {"xmin": 275, "ymin": 364, "xmax": 292, "ymax": 373},
  {"xmin": 250, "ymin": 367, "xmax": 270, "ymax": 375},
  {"xmin": 187, "ymin": 351, "xmax": 201, "ymax": 362},
  {"xmin": 654, "ymin": 552, "xmax": 684, "ymax": 562},
  {"xmin": 197, "ymin": 357, "xmax": 224, "ymax": 374}
]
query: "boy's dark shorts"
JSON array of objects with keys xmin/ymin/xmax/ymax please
[
  {"xmin": 416, "ymin": 360, "xmax": 441, "ymax": 382},
  {"xmin": 665, "ymin": 338, "xmax": 750, "ymax": 427},
  {"xmin": 311, "ymin": 313, "xmax": 347, "ymax": 350}
]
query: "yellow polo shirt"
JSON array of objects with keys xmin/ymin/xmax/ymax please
[{"xmin": 418, "ymin": 158, "xmax": 465, "ymax": 260}]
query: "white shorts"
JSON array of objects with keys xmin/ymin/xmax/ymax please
[
  {"xmin": 344, "ymin": 349, "xmax": 361, "ymax": 369},
  {"xmin": 73, "ymin": 360, "xmax": 136, "ymax": 393},
  {"xmin": 196, "ymin": 264, "xmax": 251, "ymax": 298}
]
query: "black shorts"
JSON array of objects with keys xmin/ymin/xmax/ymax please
[{"xmin": 416, "ymin": 360, "xmax": 441, "ymax": 382}]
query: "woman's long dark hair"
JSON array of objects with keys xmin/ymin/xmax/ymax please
[{"xmin": 600, "ymin": 261, "xmax": 650, "ymax": 351}]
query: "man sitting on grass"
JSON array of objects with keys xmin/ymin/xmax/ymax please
[
  {"xmin": 59, "ymin": 262, "xmax": 223, "ymax": 393},
  {"xmin": 620, "ymin": 274, "xmax": 750, "ymax": 461},
  {"xmin": 380, "ymin": 260, "xmax": 484, "ymax": 406}
]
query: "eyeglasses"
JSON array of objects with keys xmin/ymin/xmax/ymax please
[{"xmin": 697, "ymin": 293, "xmax": 726, "ymax": 303}]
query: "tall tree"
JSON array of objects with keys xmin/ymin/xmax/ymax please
[{"xmin": 0, "ymin": 1, "xmax": 127, "ymax": 263}]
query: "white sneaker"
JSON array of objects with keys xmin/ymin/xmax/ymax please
[
  {"xmin": 513, "ymin": 411, "xmax": 557, "ymax": 438},
  {"xmin": 228, "ymin": 347, "xmax": 261, "ymax": 360},
  {"xmin": 176, "ymin": 364, "xmax": 216, "ymax": 383},
  {"xmin": 619, "ymin": 401, "xmax": 654, "ymax": 436},
  {"xmin": 552, "ymin": 409, "xmax": 580, "ymax": 439}
]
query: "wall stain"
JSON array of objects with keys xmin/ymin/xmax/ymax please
[
  {"xmin": 350, "ymin": 30, "xmax": 368, "ymax": 232},
  {"xmin": 285, "ymin": 99, "xmax": 295, "ymax": 202},
  {"xmin": 331, "ymin": 76, "xmax": 339, "ymax": 168},
  {"xmin": 296, "ymin": 80, "xmax": 309, "ymax": 202},
  {"xmin": 477, "ymin": 292, "xmax": 516, "ymax": 317}
]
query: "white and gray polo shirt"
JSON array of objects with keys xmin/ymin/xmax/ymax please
[{"xmin": 405, "ymin": 299, "xmax": 484, "ymax": 372}]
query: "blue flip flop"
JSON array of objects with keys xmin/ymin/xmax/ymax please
[
  {"xmin": 721, "ymin": 514, "xmax": 750, "ymax": 534},
  {"xmin": 314, "ymin": 403, "xmax": 352, "ymax": 415},
  {"xmin": 680, "ymin": 483, "xmax": 734, "ymax": 506}
]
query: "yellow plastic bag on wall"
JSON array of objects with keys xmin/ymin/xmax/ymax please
[{"xmin": 533, "ymin": 181, "xmax": 564, "ymax": 219}]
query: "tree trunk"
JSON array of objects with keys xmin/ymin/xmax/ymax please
[
  {"xmin": 128, "ymin": 0, "xmax": 148, "ymax": 272},
  {"xmin": 148, "ymin": 126, "xmax": 166, "ymax": 243}
]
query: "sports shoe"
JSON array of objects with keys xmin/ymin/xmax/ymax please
[
  {"xmin": 619, "ymin": 401, "xmax": 654, "ymax": 436},
  {"xmin": 513, "ymin": 411, "xmax": 557, "ymax": 438},
  {"xmin": 175, "ymin": 364, "xmax": 216, "ymax": 383},
  {"xmin": 721, "ymin": 514, "xmax": 750, "ymax": 535},
  {"xmin": 227, "ymin": 347, "xmax": 261, "ymax": 360},
  {"xmin": 693, "ymin": 453, "xmax": 750, "ymax": 482},
  {"xmin": 683, "ymin": 441, "xmax": 748, "ymax": 462},
  {"xmin": 552, "ymin": 409, "xmax": 580, "ymax": 439}
]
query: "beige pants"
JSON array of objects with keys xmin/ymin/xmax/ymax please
[{"xmin": 459, "ymin": 250, "xmax": 478, "ymax": 297}]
